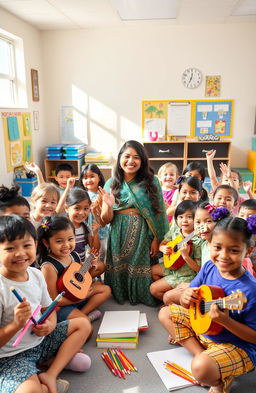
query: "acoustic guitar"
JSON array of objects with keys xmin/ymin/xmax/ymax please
[
  {"xmin": 189, "ymin": 285, "xmax": 247, "ymax": 335},
  {"xmin": 163, "ymin": 225, "xmax": 206, "ymax": 269},
  {"xmin": 57, "ymin": 251, "xmax": 94, "ymax": 302}
]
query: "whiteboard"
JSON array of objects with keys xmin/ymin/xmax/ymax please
[{"xmin": 167, "ymin": 102, "xmax": 191, "ymax": 136}]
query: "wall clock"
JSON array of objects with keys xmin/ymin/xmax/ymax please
[{"xmin": 182, "ymin": 68, "xmax": 202, "ymax": 89}]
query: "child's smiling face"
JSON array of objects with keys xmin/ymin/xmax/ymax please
[
  {"xmin": 213, "ymin": 189, "xmax": 235, "ymax": 212},
  {"xmin": 0, "ymin": 233, "xmax": 36, "ymax": 280},
  {"xmin": 194, "ymin": 208, "xmax": 215, "ymax": 242},
  {"xmin": 210, "ymin": 230, "xmax": 247, "ymax": 279}
]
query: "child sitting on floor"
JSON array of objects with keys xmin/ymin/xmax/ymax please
[
  {"xmin": 159, "ymin": 216, "xmax": 256, "ymax": 393},
  {"xmin": 150, "ymin": 200, "xmax": 202, "ymax": 301},
  {"xmin": 0, "ymin": 215, "xmax": 91, "ymax": 393}
]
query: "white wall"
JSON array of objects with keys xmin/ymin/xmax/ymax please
[
  {"xmin": 41, "ymin": 23, "xmax": 256, "ymax": 167},
  {"xmin": 0, "ymin": 7, "xmax": 46, "ymax": 186}
]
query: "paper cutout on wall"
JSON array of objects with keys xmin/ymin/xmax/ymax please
[
  {"xmin": 23, "ymin": 113, "xmax": 31, "ymax": 136},
  {"xmin": 7, "ymin": 116, "xmax": 20, "ymax": 140},
  {"xmin": 10, "ymin": 140, "xmax": 22, "ymax": 166},
  {"xmin": 23, "ymin": 140, "xmax": 32, "ymax": 161}
]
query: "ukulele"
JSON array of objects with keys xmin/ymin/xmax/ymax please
[
  {"xmin": 163, "ymin": 225, "xmax": 206, "ymax": 269},
  {"xmin": 57, "ymin": 251, "xmax": 94, "ymax": 302},
  {"xmin": 189, "ymin": 285, "xmax": 247, "ymax": 335}
]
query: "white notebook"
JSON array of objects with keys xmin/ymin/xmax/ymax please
[
  {"xmin": 147, "ymin": 347, "xmax": 194, "ymax": 391},
  {"xmin": 97, "ymin": 310, "xmax": 140, "ymax": 338}
]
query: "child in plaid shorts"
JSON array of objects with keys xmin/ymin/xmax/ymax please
[{"xmin": 159, "ymin": 216, "xmax": 256, "ymax": 393}]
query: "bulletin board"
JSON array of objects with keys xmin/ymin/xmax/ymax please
[
  {"xmin": 2, "ymin": 112, "xmax": 33, "ymax": 172},
  {"xmin": 142, "ymin": 99, "xmax": 233, "ymax": 139}
]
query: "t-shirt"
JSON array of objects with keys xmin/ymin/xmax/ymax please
[
  {"xmin": 74, "ymin": 223, "xmax": 92, "ymax": 263},
  {"xmin": 190, "ymin": 260, "xmax": 256, "ymax": 366},
  {"xmin": 0, "ymin": 267, "xmax": 52, "ymax": 358}
]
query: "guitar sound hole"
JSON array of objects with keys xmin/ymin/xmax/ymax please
[
  {"xmin": 74, "ymin": 273, "xmax": 83, "ymax": 282},
  {"xmin": 173, "ymin": 245, "xmax": 178, "ymax": 253},
  {"xmin": 199, "ymin": 301, "xmax": 206, "ymax": 315}
]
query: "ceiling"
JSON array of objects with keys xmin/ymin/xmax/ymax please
[{"xmin": 0, "ymin": 0, "xmax": 255, "ymax": 31}]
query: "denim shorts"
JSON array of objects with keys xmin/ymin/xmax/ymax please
[
  {"xmin": 0, "ymin": 320, "xmax": 69, "ymax": 393},
  {"xmin": 57, "ymin": 298, "xmax": 89, "ymax": 322}
]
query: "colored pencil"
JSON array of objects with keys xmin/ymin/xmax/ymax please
[
  {"xmin": 168, "ymin": 361, "xmax": 193, "ymax": 377},
  {"xmin": 164, "ymin": 363, "xmax": 197, "ymax": 385},
  {"xmin": 108, "ymin": 349, "xmax": 125, "ymax": 379},
  {"xmin": 118, "ymin": 348, "xmax": 138, "ymax": 371},
  {"xmin": 101, "ymin": 354, "xmax": 116, "ymax": 376},
  {"xmin": 112, "ymin": 349, "xmax": 127, "ymax": 374},
  {"xmin": 116, "ymin": 350, "xmax": 132, "ymax": 371},
  {"xmin": 114, "ymin": 349, "xmax": 131, "ymax": 374},
  {"xmin": 167, "ymin": 367, "xmax": 198, "ymax": 385},
  {"xmin": 36, "ymin": 292, "xmax": 65, "ymax": 325},
  {"xmin": 10, "ymin": 287, "xmax": 37, "ymax": 325},
  {"xmin": 105, "ymin": 351, "xmax": 121, "ymax": 378}
]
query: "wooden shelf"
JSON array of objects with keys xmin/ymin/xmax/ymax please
[{"xmin": 144, "ymin": 140, "xmax": 231, "ymax": 176}]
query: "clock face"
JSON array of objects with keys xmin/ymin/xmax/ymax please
[{"xmin": 182, "ymin": 68, "xmax": 202, "ymax": 89}]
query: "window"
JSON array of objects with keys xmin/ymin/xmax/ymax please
[
  {"xmin": 0, "ymin": 36, "xmax": 16, "ymax": 106},
  {"xmin": 0, "ymin": 29, "xmax": 27, "ymax": 108}
]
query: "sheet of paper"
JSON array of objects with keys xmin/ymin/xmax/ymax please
[
  {"xmin": 144, "ymin": 118, "xmax": 166, "ymax": 133},
  {"xmin": 197, "ymin": 120, "xmax": 212, "ymax": 128},
  {"xmin": 214, "ymin": 104, "xmax": 229, "ymax": 112},
  {"xmin": 167, "ymin": 102, "xmax": 191, "ymax": 136},
  {"xmin": 197, "ymin": 104, "xmax": 213, "ymax": 112}
]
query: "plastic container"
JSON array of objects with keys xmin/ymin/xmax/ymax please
[{"xmin": 15, "ymin": 177, "xmax": 38, "ymax": 197}]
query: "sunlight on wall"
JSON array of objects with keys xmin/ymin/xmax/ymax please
[
  {"xmin": 120, "ymin": 116, "xmax": 142, "ymax": 145},
  {"xmin": 72, "ymin": 85, "xmax": 141, "ymax": 155},
  {"xmin": 90, "ymin": 121, "xmax": 115, "ymax": 153}
]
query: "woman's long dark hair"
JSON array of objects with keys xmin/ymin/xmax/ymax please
[{"xmin": 111, "ymin": 140, "xmax": 161, "ymax": 214}]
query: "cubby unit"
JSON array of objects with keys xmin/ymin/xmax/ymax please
[
  {"xmin": 44, "ymin": 158, "xmax": 84, "ymax": 181},
  {"xmin": 143, "ymin": 140, "xmax": 231, "ymax": 176}
]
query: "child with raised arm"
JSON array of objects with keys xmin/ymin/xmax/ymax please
[
  {"xmin": 0, "ymin": 215, "xmax": 91, "ymax": 393},
  {"xmin": 206, "ymin": 150, "xmax": 254, "ymax": 213},
  {"xmin": 150, "ymin": 200, "xmax": 202, "ymax": 301},
  {"xmin": 157, "ymin": 162, "xmax": 179, "ymax": 222},
  {"xmin": 38, "ymin": 215, "xmax": 111, "ymax": 324},
  {"xmin": 159, "ymin": 216, "xmax": 256, "ymax": 393}
]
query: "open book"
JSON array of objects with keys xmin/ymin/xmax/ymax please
[{"xmin": 147, "ymin": 347, "xmax": 194, "ymax": 391}]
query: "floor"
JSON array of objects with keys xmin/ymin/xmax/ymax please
[{"xmin": 60, "ymin": 296, "xmax": 256, "ymax": 393}]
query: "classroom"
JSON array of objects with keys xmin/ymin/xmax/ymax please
[{"xmin": 0, "ymin": 1, "xmax": 256, "ymax": 393}]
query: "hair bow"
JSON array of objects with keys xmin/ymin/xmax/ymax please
[
  {"xmin": 176, "ymin": 176, "xmax": 184, "ymax": 185},
  {"xmin": 41, "ymin": 222, "xmax": 51, "ymax": 230},
  {"xmin": 205, "ymin": 204, "xmax": 216, "ymax": 213}
]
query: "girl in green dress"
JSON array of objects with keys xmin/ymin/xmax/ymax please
[{"xmin": 97, "ymin": 140, "xmax": 169, "ymax": 306}]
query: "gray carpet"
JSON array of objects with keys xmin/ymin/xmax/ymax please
[{"xmin": 60, "ymin": 296, "xmax": 256, "ymax": 393}]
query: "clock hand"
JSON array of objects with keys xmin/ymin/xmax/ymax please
[{"xmin": 189, "ymin": 72, "xmax": 193, "ymax": 84}]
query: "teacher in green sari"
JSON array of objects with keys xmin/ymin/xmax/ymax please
[{"xmin": 99, "ymin": 140, "xmax": 169, "ymax": 306}]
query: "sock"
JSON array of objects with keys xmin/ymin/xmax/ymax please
[{"xmin": 65, "ymin": 353, "xmax": 91, "ymax": 372}]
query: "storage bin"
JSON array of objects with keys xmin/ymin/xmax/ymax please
[{"xmin": 15, "ymin": 177, "xmax": 38, "ymax": 197}]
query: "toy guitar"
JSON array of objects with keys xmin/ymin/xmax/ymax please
[
  {"xmin": 189, "ymin": 285, "xmax": 247, "ymax": 335},
  {"xmin": 163, "ymin": 225, "xmax": 206, "ymax": 269},
  {"xmin": 57, "ymin": 251, "xmax": 94, "ymax": 302}
]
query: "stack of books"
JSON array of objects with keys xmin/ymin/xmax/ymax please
[
  {"xmin": 45, "ymin": 144, "xmax": 65, "ymax": 159},
  {"xmin": 96, "ymin": 310, "xmax": 147, "ymax": 349},
  {"xmin": 84, "ymin": 151, "xmax": 112, "ymax": 166},
  {"xmin": 62, "ymin": 144, "xmax": 86, "ymax": 159}
]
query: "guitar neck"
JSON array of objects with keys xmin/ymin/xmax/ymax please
[
  {"xmin": 79, "ymin": 254, "xmax": 94, "ymax": 275},
  {"xmin": 176, "ymin": 231, "xmax": 195, "ymax": 251},
  {"xmin": 203, "ymin": 298, "xmax": 224, "ymax": 312}
]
